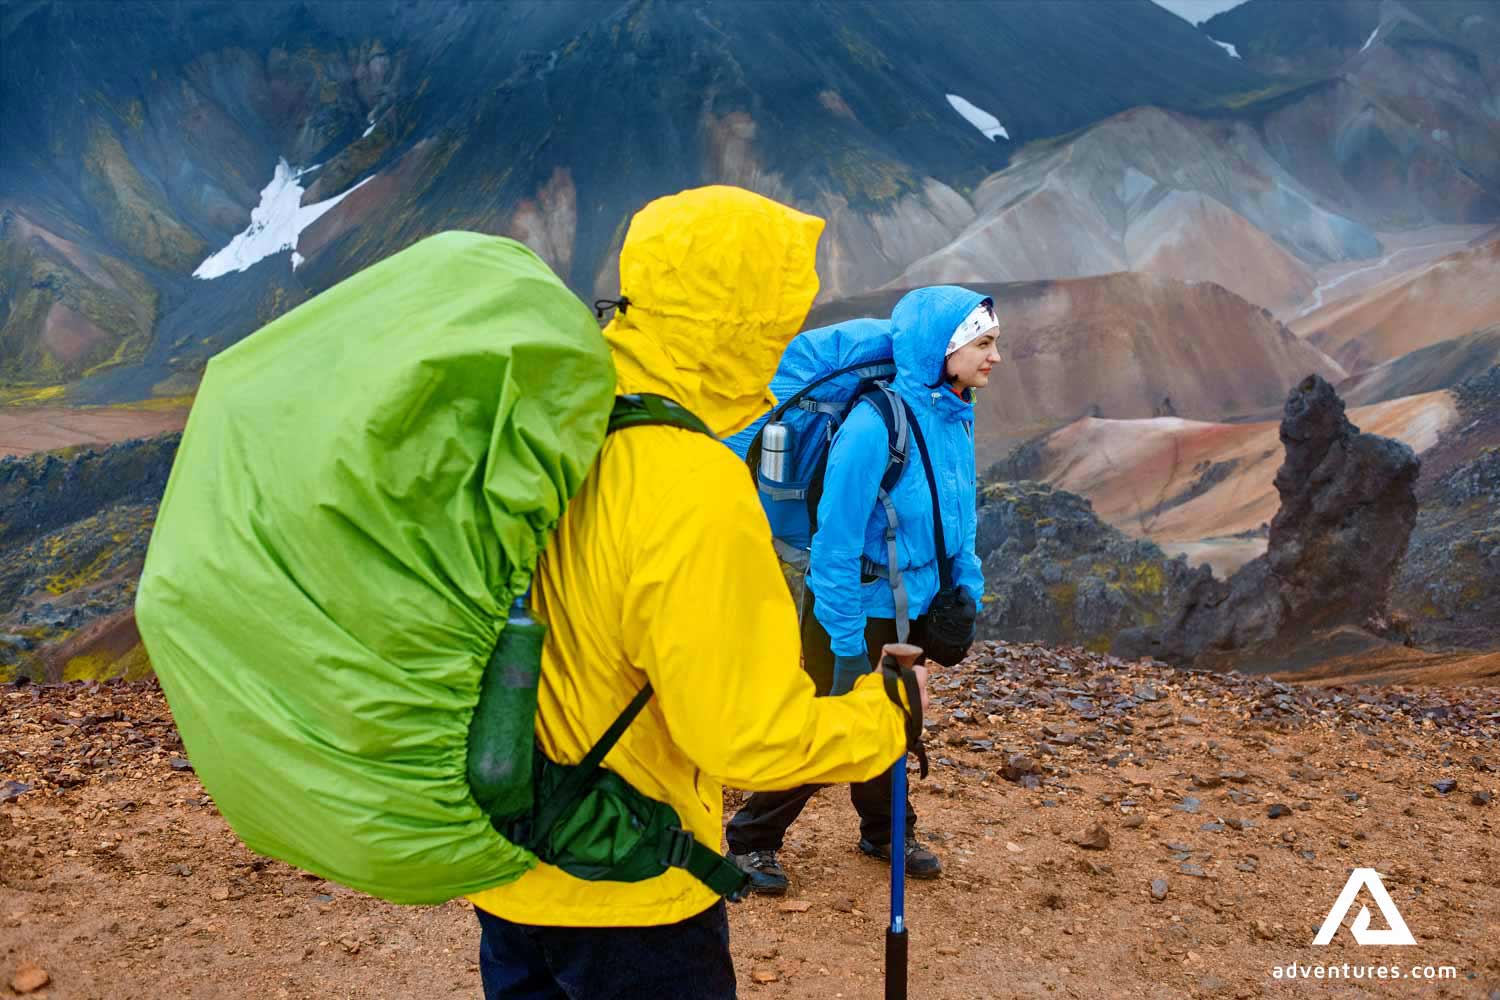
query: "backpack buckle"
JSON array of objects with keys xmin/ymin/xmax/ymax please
[{"xmin": 661, "ymin": 827, "xmax": 695, "ymax": 869}]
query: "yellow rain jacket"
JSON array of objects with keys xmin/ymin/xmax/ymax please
[{"xmin": 469, "ymin": 186, "xmax": 909, "ymax": 927}]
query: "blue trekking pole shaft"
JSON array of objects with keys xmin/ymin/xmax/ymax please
[
  {"xmin": 882, "ymin": 643, "xmax": 922, "ymax": 1000},
  {"xmin": 887, "ymin": 759, "xmax": 909, "ymax": 1000}
]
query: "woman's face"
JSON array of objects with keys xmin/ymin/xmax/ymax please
[{"xmin": 945, "ymin": 330, "xmax": 1002, "ymax": 390}]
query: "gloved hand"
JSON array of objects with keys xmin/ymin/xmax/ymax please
[{"xmin": 829, "ymin": 653, "xmax": 870, "ymax": 696}]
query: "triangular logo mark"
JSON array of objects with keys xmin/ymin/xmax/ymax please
[{"xmin": 1312, "ymin": 868, "xmax": 1417, "ymax": 946}]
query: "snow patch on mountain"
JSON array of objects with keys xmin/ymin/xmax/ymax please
[
  {"xmin": 193, "ymin": 159, "xmax": 371, "ymax": 279},
  {"xmin": 946, "ymin": 94, "xmax": 1009, "ymax": 141},
  {"xmin": 1210, "ymin": 38, "xmax": 1240, "ymax": 58}
]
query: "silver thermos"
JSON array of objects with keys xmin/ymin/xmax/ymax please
[{"xmin": 760, "ymin": 422, "xmax": 790, "ymax": 481}]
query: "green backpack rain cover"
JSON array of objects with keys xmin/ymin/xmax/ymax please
[{"xmin": 135, "ymin": 232, "xmax": 614, "ymax": 904}]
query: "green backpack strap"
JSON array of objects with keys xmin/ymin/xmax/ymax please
[
  {"xmin": 607, "ymin": 393, "xmax": 715, "ymax": 436},
  {"xmin": 522, "ymin": 394, "xmax": 748, "ymax": 898}
]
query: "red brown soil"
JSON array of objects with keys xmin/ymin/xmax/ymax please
[
  {"xmin": 0, "ymin": 407, "xmax": 188, "ymax": 460},
  {"xmin": 1293, "ymin": 241, "xmax": 1500, "ymax": 373},
  {"xmin": 4, "ymin": 643, "xmax": 1498, "ymax": 999},
  {"xmin": 1279, "ymin": 647, "xmax": 1500, "ymax": 689}
]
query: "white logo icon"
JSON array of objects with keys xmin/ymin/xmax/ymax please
[{"xmin": 1312, "ymin": 868, "xmax": 1417, "ymax": 946}]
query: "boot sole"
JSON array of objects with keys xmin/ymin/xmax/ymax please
[{"xmin": 746, "ymin": 880, "xmax": 789, "ymax": 896}]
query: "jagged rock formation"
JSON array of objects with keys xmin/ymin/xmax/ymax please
[
  {"xmin": 973, "ymin": 481, "xmax": 1204, "ymax": 652},
  {"xmin": 1116, "ymin": 375, "xmax": 1420, "ymax": 670},
  {"xmin": 1392, "ymin": 366, "xmax": 1500, "ymax": 647}
]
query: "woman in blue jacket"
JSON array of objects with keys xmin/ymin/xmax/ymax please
[{"xmin": 727, "ymin": 285, "xmax": 1000, "ymax": 894}]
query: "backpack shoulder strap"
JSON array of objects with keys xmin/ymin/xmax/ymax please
[
  {"xmin": 608, "ymin": 393, "xmax": 715, "ymax": 438},
  {"xmin": 844, "ymin": 384, "xmax": 914, "ymax": 642},
  {"xmin": 569, "ymin": 392, "xmax": 714, "ymax": 773},
  {"xmin": 525, "ymin": 391, "xmax": 734, "ymax": 889},
  {"xmin": 856, "ymin": 383, "xmax": 909, "ymax": 495},
  {"xmin": 899, "ymin": 397, "xmax": 954, "ymax": 592}
]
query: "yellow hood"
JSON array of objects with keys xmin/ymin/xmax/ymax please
[{"xmin": 603, "ymin": 185, "xmax": 824, "ymax": 437}]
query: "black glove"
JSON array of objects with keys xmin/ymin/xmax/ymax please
[{"xmin": 917, "ymin": 586, "xmax": 976, "ymax": 667}]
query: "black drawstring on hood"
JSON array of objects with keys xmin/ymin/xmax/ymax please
[{"xmin": 593, "ymin": 296, "xmax": 631, "ymax": 319}]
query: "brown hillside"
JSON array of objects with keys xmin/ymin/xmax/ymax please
[{"xmin": 1294, "ymin": 240, "xmax": 1500, "ymax": 372}]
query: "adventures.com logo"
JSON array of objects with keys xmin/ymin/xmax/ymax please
[{"xmin": 1269, "ymin": 868, "xmax": 1458, "ymax": 983}]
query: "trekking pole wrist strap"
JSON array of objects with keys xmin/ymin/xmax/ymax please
[{"xmin": 880, "ymin": 661, "xmax": 928, "ymax": 779}]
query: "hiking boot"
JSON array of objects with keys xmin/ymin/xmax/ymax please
[
  {"xmin": 728, "ymin": 849, "xmax": 790, "ymax": 896},
  {"xmin": 858, "ymin": 837, "xmax": 943, "ymax": 879}
]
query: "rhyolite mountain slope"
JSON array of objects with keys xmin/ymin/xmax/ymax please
[
  {"xmin": 1293, "ymin": 239, "xmax": 1500, "ymax": 371},
  {"xmin": 6, "ymin": 1, "xmax": 1498, "ymax": 407},
  {"xmin": 0, "ymin": 0, "xmax": 1266, "ymax": 397},
  {"xmin": 894, "ymin": 0, "xmax": 1500, "ymax": 315}
]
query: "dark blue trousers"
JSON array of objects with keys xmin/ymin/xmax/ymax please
[{"xmin": 474, "ymin": 900, "xmax": 736, "ymax": 999}]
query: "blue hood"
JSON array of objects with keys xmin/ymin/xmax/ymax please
[{"xmin": 889, "ymin": 285, "xmax": 989, "ymax": 405}]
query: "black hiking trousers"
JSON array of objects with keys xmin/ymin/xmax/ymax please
[{"xmin": 725, "ymin": 585, "xmax": 919, "ymax": 853}]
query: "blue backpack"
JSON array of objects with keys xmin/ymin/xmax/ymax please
[{"xmin": 726, "ymin": 318, "xmax": 917, "ymax": 634}]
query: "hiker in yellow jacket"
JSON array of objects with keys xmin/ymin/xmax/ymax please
[{"xmin": 467, "ymin": 186, "xmax": 928, "ymax": 999}]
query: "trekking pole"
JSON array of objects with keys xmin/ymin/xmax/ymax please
[{"xmin": 881, "ymin": 642, "xmax": 923, "ymax": 1000}]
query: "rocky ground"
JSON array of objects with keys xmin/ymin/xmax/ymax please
[{"xmin": 3, "ymin": 641, "xmax": 1499, "ymax": 999}]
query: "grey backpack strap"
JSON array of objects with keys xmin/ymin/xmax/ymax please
[
  {"xmin": 863, "ymin": 384, "xmax": 912, "ymax": 644},
  {"xmin": 876, "ymin": 488, "xmax": 910, "ymax": 644}
]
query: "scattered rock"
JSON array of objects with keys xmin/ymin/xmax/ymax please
[
  {"xmin": 751, "ymin": 966, "xmax": 779, "ymax": 984},
  {"xmin": 1121, "ymin": 814, "xmax": 1146, "ymax": 829},
  {"xmin": 777, "ymin": 900, "xmax": 811, "ymax": 913},
  {"xmin": 1433, "ymin": 779, "xmax": 1458, "ymax": 794},
  {"xmin": 830, "ymin": 896, "xmax": 856, "ymax": 913},
  {"xmin": 1077, "ymin": 823, "xmax": 1111, "ymax": 850},
  {"xmin": 1150, "ymin": 878, "xmax": 1169, "ymax": 901},
  {"xmin": 0, "ymin": 780, "xmax": 34, "ymax": 802},
  {"xmin": 9, "ymin": 962, "xmax": 49, "ymax": 994},
  {"xmin": 209, "ymin": 886, "xmax": 231, "ymax": 901},
  {"xmin": 1003, "ymin": 754, "xmax": 1042, "ymax": 784},
  {"xmin": 169, "ymin": 757, "xmax": 194, "ymax": 772},
  {"xmin": 1473, "ymin": 791, "xmax": 1493, "ymax": 807},
  {"xmin": 1267, "ymin": 803, "xmax": 1292, "ymax": 819}
]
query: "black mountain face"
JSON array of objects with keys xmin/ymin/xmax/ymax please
[{"xmin": 2, "ymin": 0, "xmax": 1266, "ymax": 396}]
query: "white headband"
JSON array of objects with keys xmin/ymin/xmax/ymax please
[{"xmin": 946, "ymin": 300, "xmax": 998, "ymax": 356}]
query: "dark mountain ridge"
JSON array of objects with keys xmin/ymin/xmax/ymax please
[{"xmin": 1, "ymin": 0, "xmax": 1264, "ymax": 396}]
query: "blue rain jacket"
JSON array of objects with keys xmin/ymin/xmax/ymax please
[{"xmin": 808, "ymin": 286, "xmax": 988, "ymax": 656}]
